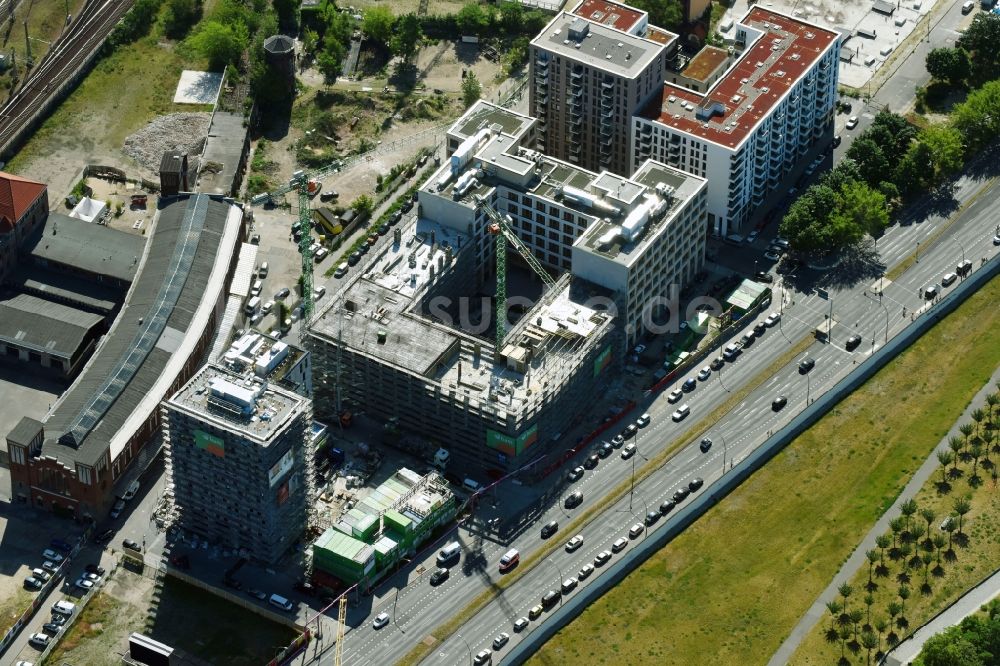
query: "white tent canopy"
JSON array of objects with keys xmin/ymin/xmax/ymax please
[{"xmin": 69, "ymin": 197, "xmax": 107, "ymax": 224}]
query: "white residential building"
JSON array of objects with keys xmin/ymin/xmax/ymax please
[{"xmin": 631, "ymin": 7, "xmax": 840, "ymax": 236}]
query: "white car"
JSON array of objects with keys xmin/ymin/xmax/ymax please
[
  {"xmin": 671, "ymin": 404, "xmax": 690, "ymax": 422},
  {"xmin": 667, "ymin": 388, "xmax": 683, "ymax": 404},
  {"xmin": 565, "ymin": 535, "xmax": 584, "ymax": 552},
  {"xmin": 492, "ymin": 632, "xmax": 510, "ymax": 650},
  {"xmin": 621, "ymin": 443, "xmax": 637, "ymax": 459},
  {"xmin": 29, "ymin": 632, "xmax": 49, "ymax": 648},
  {"xmin": 612, "ymin": 537, "xmax": 629, "ymax": 553},
  {"xmin": 846, "ymin": 115, "xmax": 859, "ymax": 130},
  {"xmin": 372, "ymin": 612, "xmax": 390, "ymax": 629},
  {"xmin": 262, "ymin": 300, "xmax": 274, "ymax": 315},
  {"xmin": 764, "ymin": 312, "xmax": 781, "ymax": 327},
  {"xmin": 75, "ymin": 578, "xmax": 95, "ymax": 590},
  {"xmin": 633, "ymin": 344, "xmax": 646, "ymax": 356},
  {"xmin": 636, "ymin": 413, "xmax": 650, "ymax": 428},
  {"xmin": 697, "ymin": 366, "xmax": 711, "ymax": 381},
  {"xmin": 577, "ymin": 563, "xmax": 595, "ymax": 580},
  {"xmin": 41, "ymin": 550, "xmax": 64, "ymax": 563},
  {"xmin": 746, "ymin": 230, "xmax": 759, "ymax": 243}
]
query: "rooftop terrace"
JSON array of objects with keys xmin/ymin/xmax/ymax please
[
  {"xmin": 448, "ymin": 101, "xmax": 534, "ymax": 143},
  {"xmin": 639, "ymin": 7, "xmax": 838, "ymax": 149},
  {"xmin": 571, "ymin": 0, "xmax": 645, "ymax": 34}
]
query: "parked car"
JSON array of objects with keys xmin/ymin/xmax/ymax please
[
  {"xmin": 42, "ymin": 622, "xmax": 62, "ymax": 634},
  {"xmin": 710, "ymin": 356, "xmax": 725, "ymax": 370},
  {"xmin": 122, "ymin": 539, "xmax": 141, "ymax": 552},
  {"xmin": 621, "ymin": 443, "xmax": 637, "ymax": 459},
  {"xmin": 578, "ymin": 563, "xmax": 595, "ymax": 580},
  {"xmin": 682, "ymin": 378, "xmax": 697, "ymax": 392},
  {"xmin": 673, "ymin": 487, "xmax": 690, "ymax": 502},
  {"xmin": 597, "ymin": 442, "xmax": 613, "ymax": 458},
  {"xmin": 74, "ymin": 578, "xmax": 95, "ymax": 590},
  {"xmin": 94, "ymin": 529, "xmax": 115, "ymax": 545},
  {"xmin": 85, "ymin": 563, "xmax": 106, "ymax": 576},
  {"xmin": 24, "ymin": 576, "xmax": 42, "ymax": 590},
  {"xmin": 474, "ymin": 649, "xmax": 493, "ymax": 665},
  {"xmin": 41, "ymin": 549, "xmax": 64, "ymax": 563},
  {"xmin": 689, "ymin": 477, "xmax": 704, "ymax": 492},
  {"xmin": 29, "ymin": 633, "xmax": 49, "ymax": 648},
  {"xmin": 659, "ymin": 499, "xmax": 676, "ymax": 515},
  {"xmin": 667, "ymin": 388, "xmax": 684, "ymax": 403},
  {"xmin": 42, "ymin": 561, "xmax": 59, "ymax": 573},
  {"xmin": 248, "ymin": 588, "xmax": 267, "ymax": 600},
  {"xmin": 697, "ymin": 366, "xmax": 711, "ymax": 381},
  {"xmin": 645, "ymin": 510, "xmax": 660, "ymax": 526},
  {"xmin": 583, "ymin": 453, "xmax": 600, "ymax": 469},
  {"xmin": 636, "ymin": 413, "xmax": 651, "ymax": 428},
  {"xmin": 528, "ymin": 605, "xmax": 544, "ymax": 620},
  {"xmin": 513, "ymin": 617, "xmax": 530, "ymax": 632},
  {"xmin": 764, "ymin": 312, "xmax": 781, "ymax": 327},
  {"xmin": 492, "ymin": 632, "xmax": 510, "ymax": 650},
  {"xmin": 846, "ymin": 115, "xmax": 859, "ymax": 130},
  {"xmin": 628, "ymin": 523, "xmax": 645, "ymax": 539},
  {"xmin": 566, "ymin": 466, "xmax": 584, "ymax": 482},
  {"xmin": 754, "ymin": 271, "xmax": 774, "ymax": 283},
  {"xmin": 612, "ymin": 537, "xmax": 629, "ymax": 553},
  {"xmin": 320, "ymin": 190, "xmax": 339, "ymax": 201},
  {"xmin": 594, "ymin": 550, "xmax": 613, "ymax": 566},
  {"xmin": 923, "ymin": 285, "xmax": 939, "ymax": 300}
]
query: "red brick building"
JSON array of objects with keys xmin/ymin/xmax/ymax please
[{"xmin": 0, "ymin": 172, "xmax": 48, "ymax": 282}]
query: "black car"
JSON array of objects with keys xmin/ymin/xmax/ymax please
[
  {"xmin": 348, "ymin": 251, "xmax": 362, "ymax": 266},
  {"xmin": 566, "ymin": 466, "xmax": 584, "ymax": 482},
  {"xmin": 798, "ymin": 357, "xmax": 816, "ymax": 373},
  {"xmin": 122, "ymin": 539, "xmax": 141, "ymax": 552},
  {"xmin": 42, "ymin": 622, "xmax": 62, "ymax": 634},
  {"xmin": 741, "ymin": 332, "xmax": 755, "ymax": 347},
  {"xmin": 85, "ymin": 563, "xmax": 106, "ymax": 576},
  {"xmin": 598, "ymin": 442, "xmax": 613, "ymax": 458},
  {"xmin": 541, "ymin": 521, "xmax": 559, "ymax": 539},
  {"xmin": 659, "ymin": 499, "xmax": 676, "ymax": 515},
  {"xmin": 645, "ymin": 511, "xmax": 660, "ymax": 526},
  {"xmin": 401, "ymin": 200, "xmax": 413, "ymax": 212},
  {"xmin": 390, "ymin": 210, "xmax": 403, "ymax": 224},
  {"xmin": 688, "ymin": 477, "xmax": 704, "ymax": 492},
  {"xmin": 699, "ymin": 438, "xmax": 713, "ymax": 453},
  {"xmin": 754, "ymin": 271, "xmax": 774, "ymax": 283},
  {"xmin": 223, "ymin": 577, "xmax": 243, "ymax": 590},
  {"xmin": 583, "ymin": 453, "xmax": 600, "ymax": 470},
  {"xmin": 754, "ymin": 322, "xmax": 767, "ymax": 336},
  {"xmin": 846, "ymin": 334, "xmax": 862, "ymax": 351},
  {"xmin": 710, "ymin": 357, "xmax": 725, "ymax": 371},
  {"xmin": 772, "ymin": 395, "xmax": 788, "ymax": 411},
  {"xmin": 250, "ymin": 233, "xmax": 261, "ymax": 245},
  {"xmin": 672, "ymin": 487, "xmax": 690, "ymax": 503},
  {"xmin": 564, "ymin": 491, "xmax": 583, "ymax": 509},
  {"xmin": 682, "ymin": 378, "xmax": 697, "ymax": 392},
  {"xmin": 832, "ymin": 134, "xmax": 841, "ymax": 148},
  {"xmin": 294, "ymin": 580, "xmax": 317, "ymax": 596},
  {"xmin": 430, "ymin": 568, "xmax": 450, "ymax": 586},
  {"xmin": 94, "ymin": 529, "xmax": 115, "ymax": 545}
]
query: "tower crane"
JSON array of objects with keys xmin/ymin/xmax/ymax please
[
  {"xmin": 297, "ymin": 178, "xmax": 314, "ymax": 322},
  {"xmin": 473, "ymin": 195, "xmax": 556, "ymax": 349},
  {"xmin": 334, "ymin": 595, "xmax": 347, "ymax": 666}
]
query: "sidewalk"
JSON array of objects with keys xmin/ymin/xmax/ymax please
[
  {"xmin": 768, "ymin": 363, "xmax": 1000, "ymax": 665},
  {"xmin": 883, "ymin": 567, "xmax": 1000, "ymax": 666}
]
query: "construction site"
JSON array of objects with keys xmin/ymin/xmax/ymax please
[{"xmin": 304, "ymin": 101, "xmax": 708, "ymax": 481}]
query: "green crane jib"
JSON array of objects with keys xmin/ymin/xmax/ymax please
[
  {"xmin": 473, "ymin": 195, "xmax": 556, "ymax": 349},
  {"xmin": 298, "ymin": 181, "xmax": 314, "ymax": 321}
]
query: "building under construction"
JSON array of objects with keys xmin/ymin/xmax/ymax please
[{"xmin": 304, "ymin": 101, "xmax": 707, "ymax": 479}]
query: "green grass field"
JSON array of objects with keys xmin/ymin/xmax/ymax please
[{"xmin": 529, "ymin": 273, "xmax": 1000, "ymax": 666}]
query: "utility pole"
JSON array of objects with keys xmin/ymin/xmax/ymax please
[{"xmin": 24, "ymin": 21, "xmax": 30, "ymax": 66}]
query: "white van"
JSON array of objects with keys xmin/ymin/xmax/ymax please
[
  {"xmin": 258, "ymin": 262, "xmax": 269, "ymax": 278},
  {"xmin": 123, "ymin": 480, "xmax": 140, "ymax": 501},
  {"xmin": 251, "ymin": 280, "xmax": 263, "ymax": 296},
  {"xmin": 462, "ymin": 478, "xmax": 482, "ymax": 493},
  {"xmin": 315, "ymin": 247, "xmax": 329, "ymax": 262},
  {"xmin": 52, "ymin": 600, "xmax": 76, "ymax": 617},
  {"xmin": 437, "ymin": 541, "xmax": 462, "ymax": 567},
  {"xmin": 269, "ymin": 593, "xmax": 293, "ymax": 611},
  {"xmin": 245, "ymin": 296, "xmax": 262, "ymax": 316}
]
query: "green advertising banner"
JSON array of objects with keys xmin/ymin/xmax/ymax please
[
  {"xmin": 486, "ymin": 423, "xmax": 539, "ymax": 457},
  {"xmin": 194, "ymin": 429, "xmax": 225, "ymax": 458},
  {"xmin": 593, "ymin": 344, "xmax": 612, "ymax": 377}
]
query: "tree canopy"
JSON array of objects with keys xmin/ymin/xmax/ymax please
[
  {"xmin": 914, "ymin": 602, "xmax": 1000, "ymax": 666},
  {"xmin": 462, "ymin": 71, "xmax": 482, "ymax": 108},
  {"xmin": 188, "ymin": 20, "xmax": 249, "ymax": 69},
  {"xmin": 391, "ymin": 13, "xmax": 422, "ymax": 62},
  {"xmin": 951, "ymin": 80, "xmax": 1000, "ymax": 153},
  {"xmin": 362, "ymin": 6, "xmax": 395, "ymax": 44},
  {"xmin": 456, "ymin": 2, "xmax": 493, "ymax": 36},
  {"xmin": 629, "ymin": 0, "xmax": 683, "ymax": 31},
  {"xmin": 925, "ymin": 47, "xmax": 970, "ymax": 87},
  {"xmin": 956, "ymin": 13, "xmax": 1000, "ymax": 85}
]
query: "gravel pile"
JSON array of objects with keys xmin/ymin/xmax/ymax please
[{"xmin": 122, "ymin": 112, "xmax": 212, "ymax": 173}]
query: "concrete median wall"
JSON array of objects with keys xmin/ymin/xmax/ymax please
[{"xmin": 502, "ymin": 255, "xmax": 1000, "ymax": 665}]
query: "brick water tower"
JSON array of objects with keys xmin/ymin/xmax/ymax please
[{"xmin": 263, "ymin": 34, "xmax": 296, "ymax": 92}]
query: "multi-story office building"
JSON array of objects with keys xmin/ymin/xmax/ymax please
[
  {"xmin": 529, "ymin": 5, "xmax": 674, "ymax": 176},
  {"xmin": 305, "ymin": 102, "xmax": 707, "ymax": 478},
  {"xmin": 572, "ymin": 159, "xmax": 707, "ymax": 346},
  {"xmin": 631, "ymin": 7, "xmax": 840, "ymax": 236},
  {"xmin": 163, "ymin": 363, "xmax": 313, "ymax": 564}
]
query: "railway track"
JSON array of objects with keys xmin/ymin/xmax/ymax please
[{"xmin": 0, "ymin": 0, "xmax": 132, "ymax": 157}]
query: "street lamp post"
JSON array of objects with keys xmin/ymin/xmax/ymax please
[
  {"xmin": 720, "ymin": 433, "xmax": 728, "ymax": 474},
  {"xmin": 806, "ymin": 372, "xmax": 811, "ymax": 406},
  {"xmin": 955, "ymin": 237, "xmax": 966, "ymax": 264},
  {"xmin": 882, "ymin": 301, "xmax": 890, "ymax": 343},
  {"xmin": 547, "ymin": 558, "xmax": 564, "ymax": 606},
  {"xmin": 916, "ymin": 240, "xmax": 920, "ymax": 263},
  {"xmin": 456, "ymin": 634, "xmax": 473, "ymax": 666}
]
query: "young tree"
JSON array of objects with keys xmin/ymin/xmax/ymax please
[
  {"xmin": 937, "ymin": 449, "xmax": 954, "ymax": 485},
  {"xmin": 462, "ymin": 71, "xmax": 482, "ymax": 108},
  {"xmin": 351, "ymin": 194, "xmax": 375, "ymax": 218},
  {"xmin": 362, "ymin": 6, "xmax": 395, "ymax": 45},
  {"xmin": 498, "ymin": 0, "xmax": 524, "ymax": 32},
  {"xmin": 951, "ymin": 80, "xmax": 1000, "ymax": 153},
  {"xmin": 925, "ymin": 47, "xmax": 970, "ymax": 86},
  {"xmin": 831, "ymin": 180, "xmax": 889, "ymax": 239}
]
